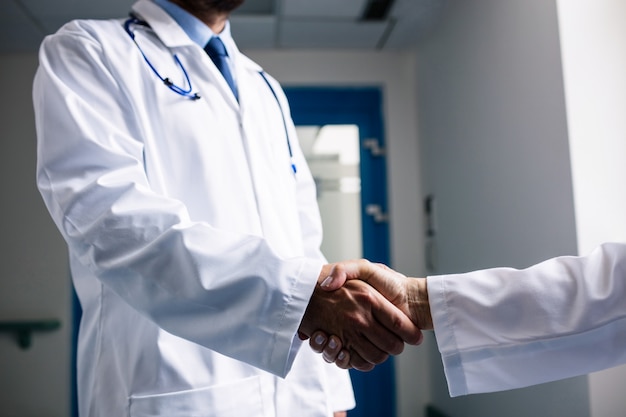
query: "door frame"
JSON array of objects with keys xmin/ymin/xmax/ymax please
[{"xmin": 285, "ymin": 86, "xmax": 395, "ymax": 417}]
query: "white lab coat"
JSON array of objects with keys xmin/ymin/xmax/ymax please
[
  {"xmin": 33, "ymin": 1, "xmax": 354, "ymax": 415},
  {"xmin": 428, "ymin": 242, "xmax": 626, "ymax": 397}
]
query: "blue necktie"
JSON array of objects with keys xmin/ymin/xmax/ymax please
[{"xmin": 204, "ymin": 37, "xmax": 238, "ymax": 101}]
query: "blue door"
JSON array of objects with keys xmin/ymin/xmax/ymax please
[{"xmin": 285, "ymin": 87, "xmax": 395, "ymax": 417}]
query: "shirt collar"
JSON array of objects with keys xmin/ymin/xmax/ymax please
[{"xmin": 152, "ymin": 0, "xmax": 234, "ymax": 50}]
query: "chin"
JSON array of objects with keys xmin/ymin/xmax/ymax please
[{"xmin": 177, "ymin": 0, "xmax": 245, "ymax": 13}]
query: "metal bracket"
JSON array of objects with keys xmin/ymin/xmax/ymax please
[
  {"xmin": 0, "ymin": 319, "xmax": 61, "ymax": 350},
  {"xmin": 365, "ymin": 204, "xmax": 389, "ymax": 223},
  {"xmin": 363, "ymin": 138, "xmax": 386, "ymax": 157}
]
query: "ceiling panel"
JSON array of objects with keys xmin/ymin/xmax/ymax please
[
  {"xmin": 0, "ymin": 0, "xmax": 445, "ymax": 54},
  {"xmin": 279, "ymin": 19, "xmax": 388, "ymax": 49},
  {"xmin": 281, "ymin": 0, "xmax": 367, "ymax": 19},
  {"xmin": 384, "ymin": 0, "xmax": 446, "ymax": 48},
  {"xmin": 19, "ymin": 0, "xmax": 133, "ymax": 35},
  {"xmin": 233, "ymin": 0, "xmax": 275, "ymax": 15},
  {"xmin": 20, "ymin": 0, "xmax": 133, "ymax": 18}
]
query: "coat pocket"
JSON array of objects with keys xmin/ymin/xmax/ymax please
[{"xmin": 129, "ymin": 376, "xmax": 263, "ymax": 417}]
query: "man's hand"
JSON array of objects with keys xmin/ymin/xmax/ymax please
[
  {"xmin": 306, "ymin": 262, "xmax": 433, "ymax": 368},
  {"xmin": 298, "ymin": 260, "xmax": 422, "ymax": 371}
]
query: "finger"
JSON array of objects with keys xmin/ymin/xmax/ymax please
[
  {"xmin": 347, "ymin": 295, "xmax": 407, "ymax": 354},
  {"xmin": 375, "ymin": 304, "xmax": 423, "ymax": 346},
  {"xmin": 319, "ymin": 260, "xmax": 393, "ymax": 292},
  {"xmin": 372, "ymin": 291, "xmax": 423, "ymax": 346},
  {"xmin": 332, "ymin": 281, "xmax": 408, "ymax": 358},
  {"xmin": 335, "ymin": 349, "xmax": 351, "ymax": 369},
  {"xmin": 309, "ymin": 331, "xmax": 329, "ymax": 353},
  {"xmin": 349, "ymin": 350, "xmax": 376, "ymax": 372},
  {"xmin": 361, "ymin": 266, "xmax": 408, "ymax": 306},
  {"xmin": 322, "ymin": 335, "xmax": 342, "ymax": 363},
  {"xmin": 347, "ymin": 332, "xmax": 390, "ymax": 366},
  {"xmin": 357, "ymin": 318, "xmax": 406, "ymax": 355},
  {"xmin": 322, "ymin": 259, "xmax": 374, "ymax": 291}
]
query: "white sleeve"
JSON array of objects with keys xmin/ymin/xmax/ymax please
[{"xmin": 428, "ymin": 242, "xmax": 626, "ymax": 397}]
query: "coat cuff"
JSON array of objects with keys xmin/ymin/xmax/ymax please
[
  {"xmin": 427, "ymin": 274, "xmax": 469, "ymax": 396},
  {"xmin": 267, "ymin": 258, "xmax": 324, "ymax": 377}
]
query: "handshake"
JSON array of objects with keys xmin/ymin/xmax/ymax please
[{"xmin": 298, "ymin": 260, "xmax": 433, "ymax": 371}]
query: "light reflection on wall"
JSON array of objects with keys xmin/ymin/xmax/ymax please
[{"xmin": 297, "ymin": 124, "xmax": 362, "ymax": 262}]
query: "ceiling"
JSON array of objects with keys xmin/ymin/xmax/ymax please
[{"xmin": 0, "ymin": 0, "xmax": 446, "ymax": 54}]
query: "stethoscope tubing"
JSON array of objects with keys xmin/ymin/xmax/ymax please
[
  {"xmin": 123, "ymin": 15, "xmax": 296, "ymax": 174},
  {"xmin": 124, "ymin": 16, "xmax": 200, "ymax": 100}
]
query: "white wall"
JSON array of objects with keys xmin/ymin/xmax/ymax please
[
  {"xmin": 556, "ymin": 0, "xmax": 626, "ymax": 256},
  {"xmin": 245, "ymin": 49, "xmax": 428, "ymax": 417},
  {"xmin": 413, "ymin": 0, "xmax": 589, "ymax": 416},
  {"xmin": 0, "ymin": 53, "xmax": 71, "ymax": 417},
  {"xmin": 556, "ymin": 1, "xmax": 626, "ymax": 415}
]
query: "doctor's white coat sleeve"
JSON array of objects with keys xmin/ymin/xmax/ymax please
[
  {"xmin": 33, "ymin": 24, "xmax": 322, "ymax": 378},
  {"xmin": 428, "ymin": 242, "xmax": 626, "ymax": 397}
]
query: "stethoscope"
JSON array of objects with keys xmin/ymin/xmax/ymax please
[{"xmin": 123, "ymin": 15, "xmax": 297, "ymax": 174}]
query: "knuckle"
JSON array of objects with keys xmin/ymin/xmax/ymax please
[
  {"xmin": 354, "ymin": 286, "xmax": 375, "ymax": 305},
  {"xmin": 357, "ymin": 258, "xmax": 371, "ymax": 269},
  {"xmin": 391, "ymin": 315, "xmax": 404, "ymax": 331},
  {"xmin": 334, "ymin": 263, "xmax": 346, "ymax": 276}
]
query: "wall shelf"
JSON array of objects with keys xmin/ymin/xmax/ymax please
[{"xmin": 0, "ymin": 319, "xmax": 61, "ymax": 349}]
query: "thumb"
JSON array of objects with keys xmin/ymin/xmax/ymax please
[
  {"xmin": 318, "ymin": 263, "xmax": 349, "ymax": 291},
  {"xmin": 318, "ymin": 259, "xmax": 378, "ymax": 291}
]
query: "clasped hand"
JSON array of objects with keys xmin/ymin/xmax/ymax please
[{"xmin": 298, "ymin": 260, "xmax": 430, "ymax": 371}]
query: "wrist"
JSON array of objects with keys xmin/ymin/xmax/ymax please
[{"xmin": 408, "ymin": 278, "xmax": 433, "ymax": 330}]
